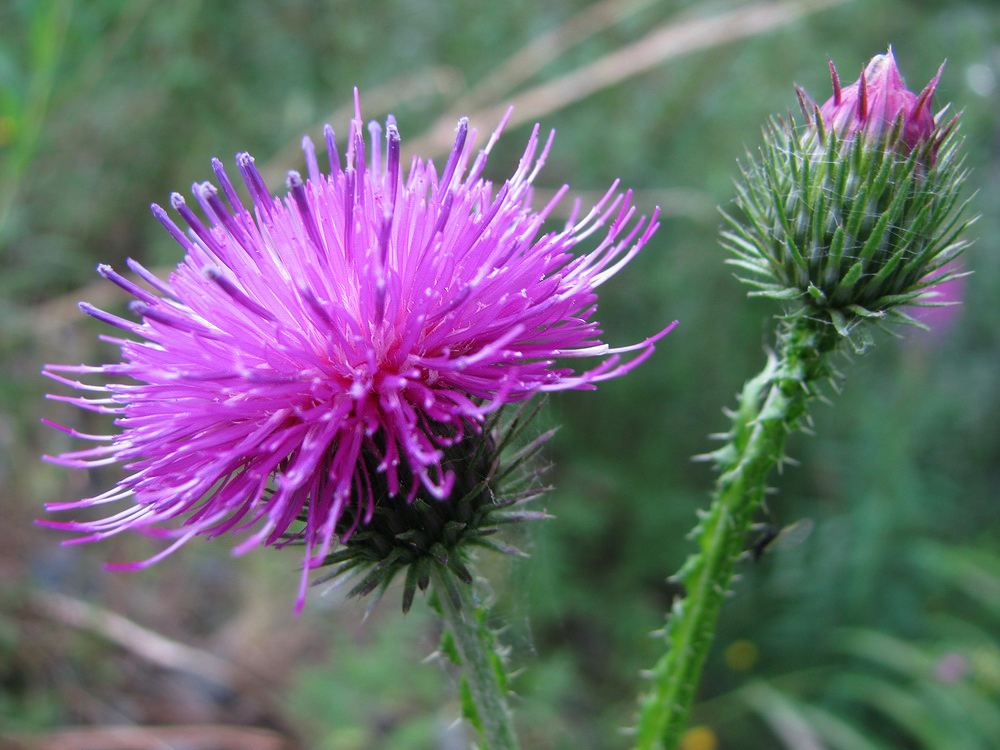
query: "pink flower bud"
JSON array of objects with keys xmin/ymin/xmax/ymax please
[{"xmin": 820, "ymin": 47, "xmax": 943, "ymax": 154}]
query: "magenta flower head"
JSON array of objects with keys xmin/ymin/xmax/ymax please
[
  {"xmin": 42, "ymin": 90, "xmax": 674, "ymax": 611},
  {"xmin": 819, "ymin": 47, "xmax": 943, "ymax": 156}
]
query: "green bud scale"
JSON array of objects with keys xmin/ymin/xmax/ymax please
[{"xmin": 722, "ymin": 52, "xmax": 974, "ymax": 348}]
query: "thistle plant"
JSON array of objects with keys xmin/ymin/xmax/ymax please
[
  {"xmin": 41, "ymin": 90, "xmax": 674, "ymax": 749},
  {"xmin": 634, "ymin": 48, "xmax": 975, "ymax": 749}
]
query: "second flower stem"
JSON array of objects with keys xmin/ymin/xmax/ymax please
[
  {"xmin": 634, "ymin": 318, "xmax": 838, "ymax": 750},
  {"xmin": 432, "ymin": 564, "xmax": 521, "ymax": 750}
]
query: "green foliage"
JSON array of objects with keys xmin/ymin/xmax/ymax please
[
  {"xmin": 733, "ymin": 540, "xmax": 1000, "ymax": 749},
  {"xmin": 287, "ymin": 605, "xmax": 447, "ymax": 750}
]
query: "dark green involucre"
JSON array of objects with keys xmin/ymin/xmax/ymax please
[
  {"xmin": 722, "ymin": 107, "xmax": 974, "ymax": 351},
  {"xmin": 313, "ymin": 400, "xmax": 553, "ymax": 612}
]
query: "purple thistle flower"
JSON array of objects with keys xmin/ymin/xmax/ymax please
[
  {"xmin": 819, "ymin": 47, "xmax": 943, "ymax": 156},
  {"xmin": 42, "ymin": 91, "xmax": 674, "ymax": 611}
]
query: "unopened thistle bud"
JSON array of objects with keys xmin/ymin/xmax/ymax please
[{"xmin": 722, "ymin": 48, "xmax": 974, "ymax": 348}]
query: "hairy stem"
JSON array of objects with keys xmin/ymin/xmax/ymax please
[
  {"xmin": 634, "ymin": 318, "xmax": 838, "ymax": 749},
  {"xmin": 432, "ymin": 564, "xmax": 520, "ymax": 750}
]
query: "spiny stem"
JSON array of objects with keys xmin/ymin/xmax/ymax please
[
  {"xmin": 432, "ymin": 564, "xmax": 521, "ymax": 750},
  {"xmin": 634, "ymin": 318, "xmax": 838, "ymax": 750}
]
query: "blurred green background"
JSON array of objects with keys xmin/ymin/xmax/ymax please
[{"xmin": 2, "ymin": 0, "xmax": 999, "ymax": 748}]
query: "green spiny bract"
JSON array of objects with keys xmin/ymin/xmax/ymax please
[
  {"xmin": 312, "ymin": 401, "xmax": 553, "ymax": 612},
  {"xmin": 722, "ymin": 82, "xmax": 973, "ymax": 349}
]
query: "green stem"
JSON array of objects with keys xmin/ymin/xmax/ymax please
[
  {"xmin": 634, "ymin": 318, "xmax": 838, "ymax": 750},
  {"xmin": 431, "ymin": 564, "xmax": 521, "ymax": 750}
]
